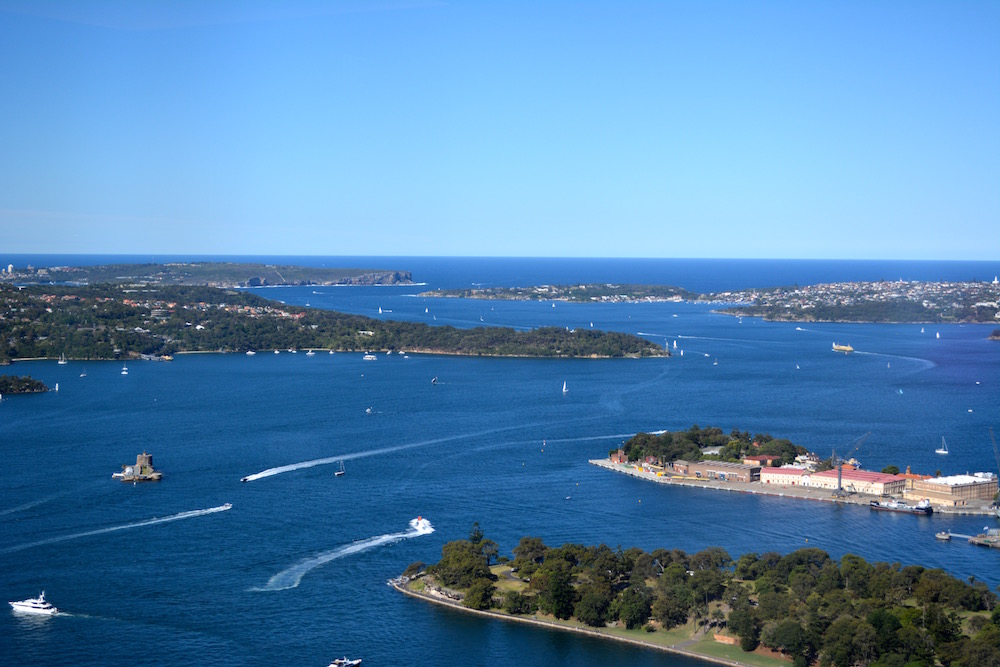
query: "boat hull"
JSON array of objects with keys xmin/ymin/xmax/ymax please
[{"xmin": 869, "ymin": 500, "xmax": 933, "ymax": 515}]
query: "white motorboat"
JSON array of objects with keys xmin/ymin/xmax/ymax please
[
  {"xmin": 121, "ymin": 363, "xmax": 128, "ymax": 375},
  {"xmin": 362, "ymin": 353, "xmax": 377, "ymax": 361},
  {"xmin": 328, "ymin": 658, "xmax": 362, "ymax": 667},
  {"xmin": 9, "ymin": 591, "xmax": 58, "ymax": 615}
]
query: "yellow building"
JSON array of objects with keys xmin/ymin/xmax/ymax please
[{"xmin": 905, "ymin": 473, "xmax": 998, "ymax": 507}]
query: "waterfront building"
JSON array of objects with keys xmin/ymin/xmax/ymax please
[
  {"xmin": 760, "ymin": 466, "xmax": 810, "ymax": 486},
  {"xmin": 808, "ymin": 469, "xmax": 906, "ymax": 496},
  {"xmin": 742, "ymin": 454, "xmax": 782, "ymax": 467},
  {"xmin": 671, "ymin": 460, "xmax": 760, "ymax": 483},
  {"xmin": 905, "ymin": 472, "xmax": 998, "ymax": 507}
]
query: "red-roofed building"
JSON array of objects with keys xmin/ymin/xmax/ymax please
[{"xmin": 809, "ymin": 468, "xmax": 906, "ymax": 496}]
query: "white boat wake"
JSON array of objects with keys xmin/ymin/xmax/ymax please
[
  {"xmin": 1, "ymin": 504, "xmax": 232, "ymax": 554},
  {"xmin": 241, "ymin": 423, "xmax": 537, "ymax": 482},
  {"xmin": 0, "ymin": 496, "xmax": 57, "ymax": 517},
  {"xmin": 252, "ymin": 517, "xmax": 434, "ymax": 592}
]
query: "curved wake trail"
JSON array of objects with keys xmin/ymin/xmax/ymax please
[
  {"xmin": 253, "ymin": 518, "xmax": 434, "ymax": 591},
  {"xmin": 0, "ymin": 496, "xmax": 57, "ymax": 517},
  {"xmin": 2, "ymin": 504, "xmax": 232, "ymax": 554},
  {"xmin": 241, "ymin": 423, "xmax": 538, "ymax": 482}
]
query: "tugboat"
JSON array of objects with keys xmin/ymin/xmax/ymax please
[
  {"xmin": 869, "ymin": 498, "xmax": 933, "ymax": 515},
  {"xmin": 9, "ymin": 591, "xmax": 58, "ymax": 615}
]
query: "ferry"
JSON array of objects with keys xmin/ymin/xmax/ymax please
[
  {"xmin": 9, "ymin": 591, "xmax": 58, "ymax": 615},
  {"xmin": 869, "ymin": 498, "xmax": 933, "ymax": 515},
  {"xmin": 832, "ymin": 343, "xmax": 854, "ymax": 353}
]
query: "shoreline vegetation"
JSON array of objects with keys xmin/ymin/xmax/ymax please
[
  {"xmin": 397, "ymin": 526, "xmax": 1000, "ymax": 667},
  {"xmin": 0, "ymin": 282, "xmax": 666, "ymax": 364},
  {"xmin": 0, "ymin": 374, "xmax": 48, "ymax": 394},
  {"xmin": 421, "ymin": 280, "xmax": 1000, "ymax": 325}
]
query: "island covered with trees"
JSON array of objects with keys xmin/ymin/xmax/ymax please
[
  {"xmin": 0, "ymin": 375, "xmax": 48, "ymax": 394},
  {"xmin": 0, "ymin": 262, "xmax": 412, "ymax": 288},
  {"xmin": 0, "ymin": 283, "xmax": 667, "ymax": 363},
  {"xmin": 617, "ymin": 425, "xmax": 810, "ymax": 468},
  {"xmin": 396, "ymin": 526, "xmax": 1000, "ymax": 667}
]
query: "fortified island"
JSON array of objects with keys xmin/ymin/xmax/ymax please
[{"xmin": 112, "ymin": 451, "xmax": 162, "ymax": 482}]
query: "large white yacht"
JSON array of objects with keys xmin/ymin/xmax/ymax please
[{"xmin": 9, "ymin": 591, "xmax": 58, "ymax": 615}]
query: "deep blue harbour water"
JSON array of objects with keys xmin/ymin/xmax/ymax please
[{"xmin": 2, "ymin": 256, "xmax": 999, "ymax": 666}]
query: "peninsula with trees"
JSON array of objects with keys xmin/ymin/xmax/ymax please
[
  {"xmin": 395, "ymin": 525, "xmax": 1000, "ymax": 667},
  {"xmin": 421, "ymin": 280, "xmax": 1000, "ymax": 324},
  {"xmin": 0, "ymin": 283, "xmax": 666, "ymax": 363}
]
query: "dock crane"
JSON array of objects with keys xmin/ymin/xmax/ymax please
[{"xmin": 831, "ymin": 432, "xmax": 871, "ymax": 497}]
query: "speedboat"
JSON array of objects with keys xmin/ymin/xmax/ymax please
[
  {"xmin": 329, "ymin": 658, "xmax": 362, "ymax": 666},
  {"xmin": 362, "ymin": 353, "xmax": 377, "ymax": 361},
  {"xmin": 9, "ymin": 591, "xmax": 58, "ymax": 615}
]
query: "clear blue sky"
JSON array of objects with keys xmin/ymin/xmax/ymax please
[{"xmin": 1, "ymin": 1, "xmax": 997, "ymax": 259}]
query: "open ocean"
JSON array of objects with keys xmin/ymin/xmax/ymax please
[{"xmin": 2, "ymin": 256, "xmax": 999, "ymax": 666}]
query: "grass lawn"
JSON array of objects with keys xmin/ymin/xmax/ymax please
[{"xmin": 692, "ymin": 636, "xmax": 792, "ymax": 666}]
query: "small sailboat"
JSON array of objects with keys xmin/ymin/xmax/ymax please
[
  {"xmin": 335, "ymin": 461, "xmax": 345, "ymax": 477},
  {"xmin": 935, "ymin": 437, "xmax": 948, "ymax": 455},
  {"xmin": 57, "ymin": 353, "xmax": 68, "ymax": 365},
  {"xmin": 562, "ymin": 381, "xmax": 568, "ymax": 394},
  {"xmin": 306, "ymin": 349, "xmax": 315, "ymax": 356},
  {"xmin": 935, "ymin": 331, "xmax": 940, "ymax": 339},
  {"xmin": 80, "ymin": 368, "xmax": 87, "ymax": 377},
  {"xmin": 921, "ymin": 326, "xmax": 925, "ymax": 333}
]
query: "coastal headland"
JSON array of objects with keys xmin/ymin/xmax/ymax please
[
  {"xmin": 422, "ymin": 279, "xmax": 1000, "ymax": 324},
  {"xmin": 0, "ymin": 261, "xmax": 412, "ymax": 288},
  {"xmin": 394, "ymin": 527, "xmax": 999, "ymax": 667}
]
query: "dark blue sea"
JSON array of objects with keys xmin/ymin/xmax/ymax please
[{"xmin": 2, "ymin": 256, "xmax": 999, "ymax": 666}]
